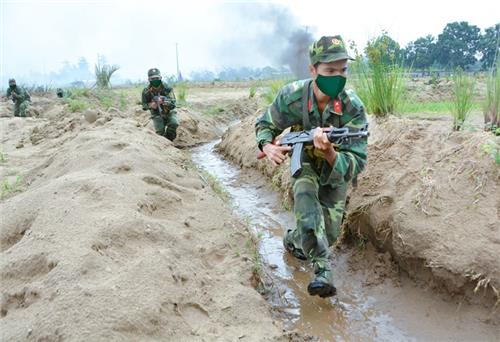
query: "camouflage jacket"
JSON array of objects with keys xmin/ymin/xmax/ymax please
[
  {"xmin": 255, "ymin": 79, "xmax": 368, "ymax": 185},
  {"xmin": 6, "ymin": 86, "xmax": 31, "ymax": 104},
  {"xmin": 141, "ymin": 82, "xmax": 176, "ymax": 115}
]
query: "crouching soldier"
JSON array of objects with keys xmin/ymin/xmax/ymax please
[{"xmin": 141, "ymin": 68, "xmax": 178, "ymax": 141}]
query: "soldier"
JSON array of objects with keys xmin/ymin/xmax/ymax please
[
  {"xmin": 255, "ymin": 35, "xmax": 368, "ymax": 298},
  {"xmin": 56, "ymin": 88, "xmax": 64, "ymax": 98},
  {"xmin": 141, "ymin": 68, "xmax": 178, "ymax": 141},
  {"xmin": 6, "ymin": 79, "xmax": 31, "ymax": 117}
]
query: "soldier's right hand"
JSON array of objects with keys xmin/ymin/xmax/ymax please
[
  {"xmin": 262, "ymin": 143, "xmax": 291, "ymax": 166},
  {"xmin": 149, "ymin": 101, "xmax": 158, "ymax": 109}
]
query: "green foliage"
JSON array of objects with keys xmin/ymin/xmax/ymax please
[
  {"xmin": 483, "ymin": 65, "xmax": 500, "ymax": 132},
  {"xmin": 66, "ymin": 99, "xmax": 88, "ymax": 112},
  {"xmin": 0, "ymin": 151, "xmax": 6, "ymax": 163},
  {"xmin": 436, "ymin": 21, "xmax": 481, "ymax": 70},
  {"xmin": 205, "ymin": 106, "xmax": 225, "ymax": 116},
  {"xmin": 350, "ymin": 32, "xmax": 408, "ymax": 117},
  {"xmin": 1, "ymin": 174, "xmax": 23, "ymax": 199},
  {"xmin": 200, "ymin": 170, "xmax": 230, "ymax": 202},
  {"xmin": 95, "ymin": 56, "xmax": 120, "ymax": 88},
  {"xmin": 481, "ymin": 139, "xmax": 500, "ymax": 165},
  {"xmin": 94, "ymin": 89, "xmax": 113, "ymax": 109},
  {"xmin": 479, "ymin": 24, "xmax": 500, "ymax": 70},
  {"xmin": 262, "ymin": 79, "xmax": 289, "ymax": 105},
  {"xmin": 450, "ymin": 68, "xmax": 475, "ymax": 131},
  {"xmin": 249, "ymin": 85, "xmax": 257, "ymax": 98},
  {"xmin": 175, "ymin": 82, "xmax": 188, "ymax": 104}
]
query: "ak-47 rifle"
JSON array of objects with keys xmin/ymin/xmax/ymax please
[
  {"xmin": 257, "ymin": 123, "xmax": 369, "ymax": 178},
  {"xmin": 152, "ymin": 95, "xmax": 176, "ymax": 116}
]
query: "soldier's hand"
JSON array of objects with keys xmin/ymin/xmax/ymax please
[
  {"xmin": 313, "ymin": 127, "xmax": 336, "ymax": 166},
  {"xmin": 262, "ymin": 143, "xmax": 291, "ymax": 166},
  {"xmin": 149, "ymin": 101, "xmax": 158, "ymax": 109}
]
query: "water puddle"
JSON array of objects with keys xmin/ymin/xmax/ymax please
[{"xmin": 192, "ymin": 140, "xmax": 498, "ymax": 342}]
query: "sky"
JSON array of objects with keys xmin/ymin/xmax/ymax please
[{"xmin": 1, "ymin": 0, "xmax": 498, "ymax": 84}]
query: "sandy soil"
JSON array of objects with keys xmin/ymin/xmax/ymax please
[
  {"xmin": 0, "ymin": 95, "xmax": 285, "ymax": 341},
  {"xmin": 218, "ymin": 109, "xmax": 500, "ymax": 314}
]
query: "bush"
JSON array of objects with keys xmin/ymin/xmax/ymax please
[
  {"xmin": 95, "ymin": 60, "xmax": 119, "ymax": 88},
  {"xmin": 350, "ymin": 58, "xmax": 407, "ymax": 117},
  {"xmin": 483, "ymin": 64, "xmax": 499, "ymax": 133},
  {"xmin": 450, "ymin": 68, "xmax": 475, "ymax": 131},
  {"xmin": 175, "ymin": 82, "xmax": 188, "ymax": 104}
]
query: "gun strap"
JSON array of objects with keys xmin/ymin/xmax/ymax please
[{"xmin": 301, "ymin": 80, "xmax": 312, "ymax": 130}]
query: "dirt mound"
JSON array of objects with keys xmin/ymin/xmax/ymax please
[
  {"xmin": 0, "ymin": 114, "xmax": 283, "ymax": 339},
  {"xmin": 218, "ymin": 112, "xmax": 500, "ymax": 309}
]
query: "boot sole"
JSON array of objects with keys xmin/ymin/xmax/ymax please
[{"xmin": 307, "ymin": 281, "xmax": 337, "ymax": 298}]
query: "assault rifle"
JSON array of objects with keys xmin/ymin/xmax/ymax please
[
  {"xmin": 152, "ymin": 95, "xmax": 175, "ymax": 115},
  {"xmin": 257, "ymin": 123, "xmax": 369, "ymax": 178}
]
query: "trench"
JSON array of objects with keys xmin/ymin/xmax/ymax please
[{"xmin": 191, "ymin": 139, "xmax": 498, "ymax": 342}]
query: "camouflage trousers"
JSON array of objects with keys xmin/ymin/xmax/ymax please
[
  {"xmin": 14, "ymin": 101, "xmax": 29, "ymax": 117},
  {"xmin": 288, "ymin": 161, "xmax": 348, "ymax": 266},
  {"xmin": 151, "ymin": 110, "xmax": 178, "ymax": 141}
]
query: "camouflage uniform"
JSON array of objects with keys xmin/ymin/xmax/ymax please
[
  {"xmin": 141, "ymin": 68, "xmax": 178, "ymax": 141},
  {"xmin": 6, "ymin": 80, "xmax": 30, "ymax": 117},
  {"xmin": 255, "ymin": 36, "xmax": 368, "ymax": 296}
]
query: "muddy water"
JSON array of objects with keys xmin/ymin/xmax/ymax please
[{"xmin": 192, "ymin": 140, "xmax": 498, "ymax": 342}]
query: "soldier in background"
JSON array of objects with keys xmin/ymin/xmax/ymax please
[
  {"xmin": 141, "ymin": 68, "xmax": 178, "ymax": 141},
  {"xmin": 6, "ymin": 79, "xmax": 31, "ymax": 117}
]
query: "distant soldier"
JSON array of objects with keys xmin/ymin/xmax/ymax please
[
  {"xmin": 6, "ymin": 79, "xmax": 31, "ymax": 117},
  {"xmin": 56, "ymin": 88, "xmax": 64, "ymax": 98},
  {"xmin": 141, "ymin": 68, "xmax": 178, "ymax": 141}
]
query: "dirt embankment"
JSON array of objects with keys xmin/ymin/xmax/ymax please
[
  {"xmin": 0, "ymin": 96, "xmax": 285, "ymax": 340},
  {"xmin": 218, "ymin": 111, "xmax": 500, "ymax": 310}
]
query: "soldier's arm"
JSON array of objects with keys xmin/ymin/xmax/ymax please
[
  {"xmin": 165, "ymin": 86, "xmax": 176, "ymax": 108},
  {"xmin": 319, "ymin": 103, "xmax": 368, "ymax": 184},
  {"xmin": 141, "ymin": 89, "xmax": 149, "ymax": 111},
  {"xmin": 255, "ymin": 87, "xmax": 298, "ymax": 151}
]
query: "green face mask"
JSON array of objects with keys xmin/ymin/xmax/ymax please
[
  {"xmin": 315, "ymin": 74, "xmax": 346, "ymax": 98},
  {"xmin": 150, "ymin": 79, "xmax": 162, "ymax": 87}
]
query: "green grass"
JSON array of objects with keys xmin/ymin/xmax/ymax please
[
  {"xmin": 66, "ymin": 99, "xmax": 88, "ymax": 112},
  {"xmin": 175, "ymin": 82, "xmax": 188, "ymax": 104},
  {"xmin": 262, "ymin": 79, "xmax": 290, "ymax": 105},
  {"xmin": 199, "ymin": 169, "xmax": 230, "ymax": 202},
  {"xmin": 249, "ymin": 85, "xmax": 257, "ymax": 98},
  {"xmin": 0, "ymin": 151, "xmax": 6, "ymax": 163},
  {"xmin": 481, "ymin": 139, "xmax": 500, "ymax": 165},
  {"xmin": 450, "ymin": 68, "xmax": 475, "ymax": 131},
  {"xmin": 483, "ymin": 64, "xmax": 500, "ymax": 132},
  {"xmin": 1, "ymin": 174, "xmax": 23, "ymax": 199},
  {"xmin": 400, "ymin": 100, "xmax": 482, "ymax": 114},
  {"xmin": 205, "ymin": 106, "xmax": 225, "ymax": 116}
]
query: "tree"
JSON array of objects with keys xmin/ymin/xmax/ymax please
[
  {"xmin": 364, "ymin": 32, "xmax": 402, "ymax": 66},
  {"xmin": 436, "ymin": 21, "xmax": 481, "ymax": 70},
  {"xmin": 479, "ymin": 23, "xmax": 500, "ymax": 70},
  {"xmin": 402, "ymin": 35, "xmax": 437, "ymax": 70},
  {"xmin": 95, "ymin": 55, "xmax": 119, "ymax": 88}
]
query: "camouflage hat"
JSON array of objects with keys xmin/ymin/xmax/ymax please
[
  {"xmin": 309, "ymin": 35, "xmax": 353, "ymax": 65},
  {"xmin": 8, "ymin": 78, "xmax": 16, "ymax": 85},
  {"xmin": 147, "ymin": 68, "xmax": 161, "ymax": 78}
]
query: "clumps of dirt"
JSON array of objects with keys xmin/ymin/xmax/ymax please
[
  {"xmin": 218, "ymin": 111, "xmax": 500, "ymax": 309},
  {"xmin": 346, "ymin": 117, "xmax": 499, "ymax": 308},
  {"xmin": 0, "ymin": 115, "xmax": 284, "ymax": 340}
]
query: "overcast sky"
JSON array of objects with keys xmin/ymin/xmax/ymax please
[{"xmin": 1, "ymin": 0, "xmax": 498, "ymax": 84}]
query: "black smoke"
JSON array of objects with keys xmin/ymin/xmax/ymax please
[{"xmin": 215, "ymin": 3, "xmax": 315, "ymax": 79}]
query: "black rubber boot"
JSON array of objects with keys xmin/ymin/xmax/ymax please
[{"xmin": 307, "ymin": 265, "xmax": 337, "ymax": 298}]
